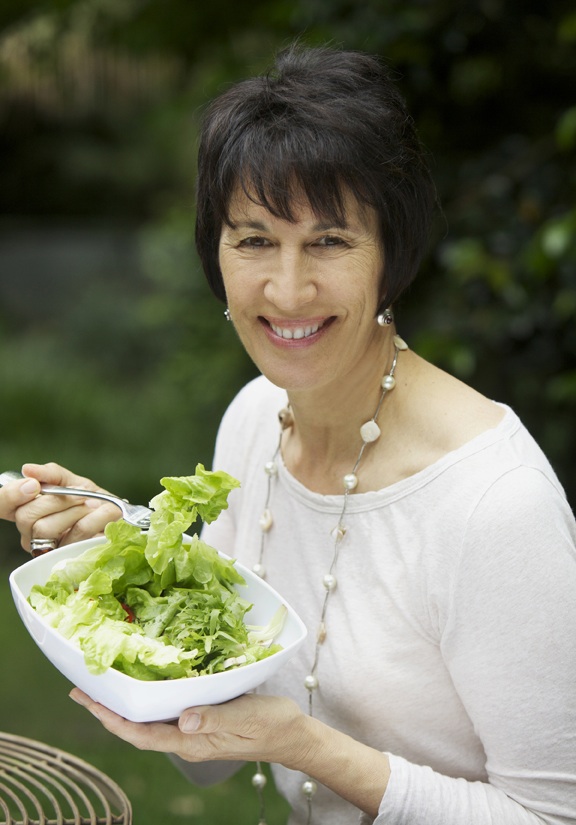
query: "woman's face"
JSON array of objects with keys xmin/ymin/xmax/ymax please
[{"xmin": 218, "ymin": 189, "xmax": 387, "ymax": 395}]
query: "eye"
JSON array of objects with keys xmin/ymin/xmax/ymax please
[
  {"xmin": 238, "ymin": 236, "xmax": 272, "ymax": 248},
  {"xmin": 313, "ymin": 235, "xmax": 347, "ymax": 248}
]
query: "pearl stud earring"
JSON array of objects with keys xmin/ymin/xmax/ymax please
[{"xmin": 377, "ymin": 307, "xmax": 394, "ymax": 326}]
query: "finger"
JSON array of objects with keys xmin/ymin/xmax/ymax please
[
  {"xmin": 70, "ymin": 689, "xmax": 290, "ymax": 764},
  {"xmin": 18, "ymin": 501, "xmax": 120, "ymax": 552},
  {"xmin": 69, "ymin": 689, "xmax": 184, "ymax": 753},
  {"xmin": 16, "ymin": 497, "xmax": 89, "ymax": 550},
  {"xmin": 29, "ymin": 503, "xmax": 93, "ymax": 546},
  {"xmin": 0, "ymin": 477, "xmax": 41, "ymax": 522},
  {"xmin": 177, "ymin": 695, "xmax": 305, "ymax": 764},
  {"xmin": 57, "ymin": 502, "xmax": 121, "ymax": 546},
  {"xmin": 22, "ymin": 462, "xmax": 110, "ymax": 494},
  {"xmin": 14, "ymin": 465, "xmax": 119, "ymax": 551},
  {"xmin": 179, "ymin": 694, "xmax": 261, "ymax": 738},
  {"xmin": 15, "ymin": 494, "xmax": 86, "ymax": 551}
]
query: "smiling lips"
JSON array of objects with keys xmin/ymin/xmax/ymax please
[
  {"xmin": 270, "ymin": 320, "xmax": 321, "ymax": 340},
  {"xmin": 266, "ymin": 318, "xmax": 331, "ymax": 341}
]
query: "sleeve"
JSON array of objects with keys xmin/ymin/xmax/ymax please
[{"xmin": 374, "ymin": 466, "xmax": 576, "ymax": 825}]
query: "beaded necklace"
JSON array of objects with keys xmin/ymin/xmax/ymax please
[{"xmin": 250, "ymin": 333, "xmax": 408, "ymax": 825}]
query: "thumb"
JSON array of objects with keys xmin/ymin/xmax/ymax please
[
  {"xmin": 18, "ymin": 476, "xmax": 41, "ymax": 496},
  {"xmin": 178, "ymin": 694, "xmax": 260, "ymax": 736},
  {"xmin": 0, "ymin": 475, "xmax": 40, "ymax": 521},
  {"xmin": 179, "ymin": 708, "xmax": 213, "ymax": 734}
]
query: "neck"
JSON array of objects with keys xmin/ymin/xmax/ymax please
[{"xmin": 282, "ymin": 333, "xmax": 402, "ymax": 489}]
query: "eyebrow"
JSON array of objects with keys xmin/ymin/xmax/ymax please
[
  {"xmin": 227, "ymin": 220, "xmax": 268, "ymax": 231},
  {"xmin": 226, "ymin": 218, "xmax": 352, "ymax": 232}
]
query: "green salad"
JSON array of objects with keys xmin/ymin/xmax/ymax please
[{"xmin": 29, "ymin": 465, "xmax": 285, "ymax": 681}]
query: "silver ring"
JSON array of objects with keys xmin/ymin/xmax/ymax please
[{"xmin": 30, "ymin": 538, "xmax": 58, "ymax": 557}]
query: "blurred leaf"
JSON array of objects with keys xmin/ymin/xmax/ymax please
[
  {"xmin": 450, "ymin": 55, "xmax": 501, "ymax": 102},
  {"xmin": 547, "ymin": 371, "xmax": 576, "ymax": 403},
  {"xmin": 558, "ymin": 11, "xmax": 576, "ymax": 42},
  {"xmin": 556, "ymin": 106, "xmax": 576, "ymax": 150}
]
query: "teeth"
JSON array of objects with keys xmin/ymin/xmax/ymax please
[{"xmin": 270, "ymin": 321, "xmax": 322, "ymax": 340}]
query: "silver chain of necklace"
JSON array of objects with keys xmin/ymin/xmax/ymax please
[{"xmin": 250, "ymin": 334, "xmax": 408, "ymax": 825}]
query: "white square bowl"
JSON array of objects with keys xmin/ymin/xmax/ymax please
[{"xmin": 10, "ymin": 537, "xmax": 307, "ymax": 722}]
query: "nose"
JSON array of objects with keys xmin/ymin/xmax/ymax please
[{"xmin": 263, "ymin": 249, "xmax": 317, "ymax": 311}]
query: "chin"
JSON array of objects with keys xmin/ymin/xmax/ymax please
[
  {"xmin": 244, "ymin": 338, "xmax": 343, "ymax": 394},
  {"xmin": 259, "ymin": 364, "xmax": 332, "ymax": 394}
]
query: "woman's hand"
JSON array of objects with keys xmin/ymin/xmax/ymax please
[
  {"xmin": 70, "ymin": 688, "xmax": 390, "ymax": 816},
  {"xmin": 3, "ymin": 462, "xmax": 122, "ymax": 554},
  {"xmin": 70, "ymin": 689, "xmax": 311, "ymax": 767}
]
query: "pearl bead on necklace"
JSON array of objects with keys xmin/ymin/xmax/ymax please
[{"xmin": 251, "ymin": 334, "xmax": 408, "ymax": 825}]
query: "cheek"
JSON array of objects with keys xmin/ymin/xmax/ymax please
[
  {"xmin": 341, "ymin": 254, "xmax": 383, "ymax": 309},
  {"xmin": 220, "ymin": 249, "xmax": 269, "ymax": 301},
  {"xmin": 219, "ymin": 268, "xmax": 262, "ymax": 322}
]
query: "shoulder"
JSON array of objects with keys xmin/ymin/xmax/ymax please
[
  {"xmin": 469, "ymin": 458, "xmax": 574, "ymax": 533},
  {"xmin": 463, "ymin": 406, "xmax": 568, "ymax": 505},
  {"xmin": 447, "ymin": 424, "xmax": 576, "ymax": 587},
  {"xmin": 430, "ymin": 405, "xmax": 571, "ymax": 526},
  {"xmin": 400, "ymin": 401, "xmax": 574, "ymax": 550},
  {"xmin": 399, "ymin": 354, "xmax": 566, "ymax": 501}
]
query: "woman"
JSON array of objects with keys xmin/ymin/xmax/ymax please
[{"xmin": 2, "ymin": 44, "xmax": 576, "ymax": 825}]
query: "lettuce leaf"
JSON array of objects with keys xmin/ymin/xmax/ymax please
[{"xmin": 28, "ymin": 465, "xmax": 283, "ymax": 680}]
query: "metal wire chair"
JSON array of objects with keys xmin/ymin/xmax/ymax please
[{"xmin": 0, "ymin": 732, "xmax": 132, "ymax": 824}]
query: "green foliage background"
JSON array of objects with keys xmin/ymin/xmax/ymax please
[{"xmin": 0, "ymin": 1, "xmax": 574, "ymax": 822}]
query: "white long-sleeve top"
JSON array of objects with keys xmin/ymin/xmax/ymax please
[{"xmin": 200, "ymin": 375, "xmax": 576, "ymax": 825}]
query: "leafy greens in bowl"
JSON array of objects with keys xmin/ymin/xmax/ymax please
[{"xmin": 9, "ymin": 466, "xmax": 307, "ymax": 722}]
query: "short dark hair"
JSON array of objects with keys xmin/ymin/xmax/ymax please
[{"xmin": 195, "ymin": 43, "xmax": 437, "ymax": 311}]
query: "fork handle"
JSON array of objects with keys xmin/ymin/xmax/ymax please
[
  {"xmin": 39, "ymin": 485, "xmax": 103, "ymax": 498},
  {"xmin": 39, "ymin": 486, "xmax": 123, "ymax": 510}
]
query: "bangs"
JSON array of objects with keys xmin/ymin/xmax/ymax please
[{"xmin": 219, "ymin": 122, "xmax": 373, "ymax": 227}]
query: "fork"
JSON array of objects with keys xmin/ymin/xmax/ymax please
[{"xmin": 0, "ymin": 470, "xmax": 152, "ymax": 530}]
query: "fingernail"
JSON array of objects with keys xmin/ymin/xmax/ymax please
[
  {"xmin": 180, "ymin": 713, "xmax": 201, "ymax": 733},
  {"xmin": 21, "ymin": 479, "xmax": 39, "ymax": 495}
]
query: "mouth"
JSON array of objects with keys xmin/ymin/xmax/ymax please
[{"xmin": 264, "ymin": 317, "xmax": 334, "ymax": 341}]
